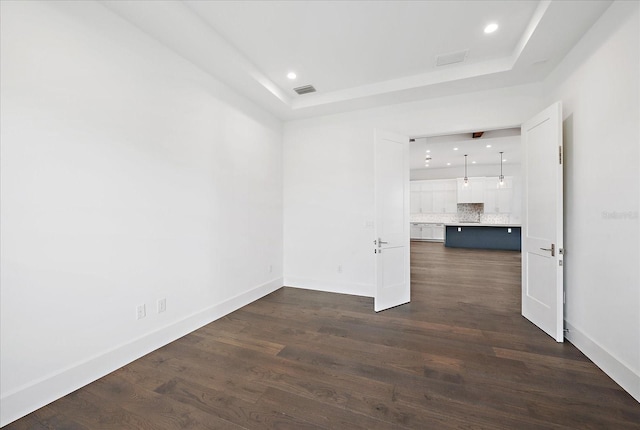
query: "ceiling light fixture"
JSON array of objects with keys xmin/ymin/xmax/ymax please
[
  {"xmin": 497, "ymin": 151, "xmax": 505, "ymax": 188},
  {"xmin": 484, "ymin": 23, "xmax": 498, "ymax": 34},
  {"xmin": 453, "ymin": 147, "xmax": 459, "ymax": 151},
  {"xmin": 486, "ymin": 144, "xmax": 492, "ymax": 148},
  {"xmin": 287, "ymin": 72, "xmax": 297, "ymax": 80},
  {"xmin": 463, "ymin": 154, "xmax": 469, "ymax": 187}
]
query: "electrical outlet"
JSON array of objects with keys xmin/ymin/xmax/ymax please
[
  {"xmin": 269, "ymin": 264, "xmax": 273, "ymax": 273},
  {"xmin": 136, "ymin": 304, "xmax": 146, "ymax": 320},
  {"xmin": 337, "ymin": 265, "xmax": 343, "ymax": 273},
  {"xmin": 157, "ymin": 298, "xmax": 166, "ymax": 313}
]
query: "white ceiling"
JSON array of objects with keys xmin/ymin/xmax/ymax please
[
  {"xmin": 185, "ymin": 1, "xmax": 539, "ymax": 94},
  {"xmin": 101, "ymin": 0, "xmax": 612, "ymax": 120},
  {"xmin": 410, "ymin": 128, "xmax": 521, "ymax": 171}
]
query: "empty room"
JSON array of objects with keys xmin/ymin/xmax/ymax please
[{"xmin": 1, "ymin": 0, "xmax": 638, "ymax": 428}]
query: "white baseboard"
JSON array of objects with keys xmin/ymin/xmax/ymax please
[
  {"xmin": 0, "ymin": 278, "xmax": 283, "ymax": 427},
  {"xmin": 565, "ymin": 321, "xmax": 640, "ymax": 403},
  {"xmin": 283, "ymin": 276, "xmax": 373, "ymax": 298}
]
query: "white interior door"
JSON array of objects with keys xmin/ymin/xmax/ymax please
[
  {"xmin": 374, "ymin": 130, "xmax": 410, "ymax": 312},
  {"xmin": 521, "ymin": 102, "xmax": 564, "ymax": 342}
]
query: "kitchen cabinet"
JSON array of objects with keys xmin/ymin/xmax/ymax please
[
  {"xmin": 484, "ymin": 176, "xmax": 514, "ymax": 214},
  {"xmin": 420, "ymin": 182, "xmax": 434, "ymax": 213},
  {"xmin": 410, "ymin": 179, "xmax": 457, "ymax": 214},
  {"xmin": 432, "ymin": 180, "xmax": 457, "ymax": 213},
  {"xmin": 410, "ymin": 223, "xmax": 423, "ymax": 239},
  {"xmin": 421, "ymin": 224, "xmax": 434, "ymax": 240},
  {"xmin": 445, "ymin": 225, "xmax": 521, "ymax": 251},
  {"xmin": 432, "ymin": 223, "xmax": 445, "ymax": 241},
  {"xmin": 410, "ymin": 223, "xmax": 445, "ymax": 241},
  {"xmin": 457, "ymin": 177, "xmax": 485, "ymax": 203},
  {"xmin": 410, "ymin": 182, "xmax": 422, "ymax": 214}
]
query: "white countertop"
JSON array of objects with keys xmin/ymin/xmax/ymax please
[
  {"xmin": 444, "ymin": 222, "xmax": 522, "ymax": 227},
  {"xmin": 410, "ymin": 221, "xmax": 521, "ymax": 227}
]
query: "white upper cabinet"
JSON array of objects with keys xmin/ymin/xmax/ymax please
[
  {"xmin": 420, "ymin": 182, "xmax": 434, "ymax": 213},
  {"xmin": 484, "ymin": 176, "xmax": 514, "ymax": 213},
  {"xmin": 457, "ymin": 177, "xmax": 485, "ymax": 203},
  {"xmin": 418, "ymin": 176, "xmax": 518, "ymax": 214},
  {"xmin": 412, "ymin": 177, "xmax": 519, "ymax": 216},
  {"xmin": 410, "ymin": 182, "xmax": 422, "ymax": 213},
  {"xmin": 410, "ymin": 179, "xmax": 457, "ymax": 214},
  {"xmin": 432, "ymin": 179, "xmax": 457, "ymax": 213}
]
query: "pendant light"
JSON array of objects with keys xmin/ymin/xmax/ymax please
[
  {"xmin": 497, "ymin": 151, "xmax": 505, "ymax": 188},
  {"xmin": 463, "ymin": 154, "xmax": 469, "ymax": 186}
]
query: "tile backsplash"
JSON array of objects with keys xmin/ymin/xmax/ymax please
[
  {"xmin": 410, "ymin": 205, "xmax": 512, "ymax": 225},
  {"xmin": 480, "ymin": 213, "xmax": 510, "ymax": 224},
  {"xmin": 457, "ymin": 203, "xmax": 483, "ymax": 222}
]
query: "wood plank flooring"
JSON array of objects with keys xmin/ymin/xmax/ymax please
[{"xmin": 5, "ymin": 242, "xmax": 640, "ymax": 429}]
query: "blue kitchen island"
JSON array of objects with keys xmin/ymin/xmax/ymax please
[{"xmin": 444, "ymin": 224, "xmax": 521, "ymax": 251}]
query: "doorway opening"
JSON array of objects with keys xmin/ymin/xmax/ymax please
[{"xmin": 408, "ymin": 128, "xmax": 522, "ymax": 246}]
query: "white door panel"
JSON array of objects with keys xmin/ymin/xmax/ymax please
[
  {"xmin": 525, "ymin": 250, "xmax": 555, "ymax": 306},
  {"xmin": 374, "ymin": 130, "xmax": 410, "ymax": 312},
  {"xmin": 522, "ymin": 102, "xmax": 564, "ymax": 342}
]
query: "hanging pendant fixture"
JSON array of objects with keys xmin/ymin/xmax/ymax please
[
  {"xmin": 424, "ymin": 151, "xmax": 432, "ymax": 167},
  {"xmin": 463, "ymin": 154, "xmax": 469, "ymax": 186},
  {"xmin": 498, "ymin": 151, "xmax": 505, "ymax": 188}
]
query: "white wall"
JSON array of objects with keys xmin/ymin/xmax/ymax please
[
  {"xmin": 0, "ymin": 1, "xmax": 283, "ymax": 425},
  {"xmin": 543, "ymin": 1, "xmax": 639, "ymax": 401},
  {"xmin": 283, "ymin": 84, "xmax": 541, "ymax": 297}
]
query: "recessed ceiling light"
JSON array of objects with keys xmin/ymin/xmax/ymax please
[
  {"xmin": 447, "ymin": 163, "xmax": 451, "ymax": 166},
  {"xmin": 486, "ymin": 144, "xmax": 492, "ymax": 148},
  {"xmin": 426, "ymin": 150, "xmax": 431, "ymax": 153},
  {"xmin": 287, "ymin": 72, "xmax": 297, "ymax": 80},
  {"xmin": 453, "ymin": 147, "xmax": 459, "ymax": 151},
  {"xmin": 484, "ymin": 23, "xmax": 498, "ymax": 34},
  {"xmin": 472, "ymin": 161, "xmax": 477, "ymax": 164}
]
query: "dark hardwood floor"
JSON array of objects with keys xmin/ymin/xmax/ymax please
[{"xmin": 6, "ymin": 241, "xmax": 640, "ymax": 429}]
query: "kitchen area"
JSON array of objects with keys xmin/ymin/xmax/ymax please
[{"xmin": 410, "ymin": 129, "xmax": 521, "ymax": 251}]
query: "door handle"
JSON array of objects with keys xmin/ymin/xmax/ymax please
[
  {"xmin": 540, "ymin": 244, "xmax": 555, "ymax": 256},
  {"xmin": 377, "ymin": 238, "xmax": 388, "ymax": 247}
]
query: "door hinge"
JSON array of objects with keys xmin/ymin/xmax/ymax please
[
  {"xmin": 559, "ymin": 260, "xmax": 563, "ymax": 266},
  {"xmin": 563, "ymin": 290, "xmax": 566, "ymax": 304},
  {"xmin": 559, "ymin": 146, "xmax": 563, "ymax": 164}
]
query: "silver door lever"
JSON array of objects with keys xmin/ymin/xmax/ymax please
[{"xmin": 540, "ymin": 244, "xmax": 555, "ymax": 256}]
